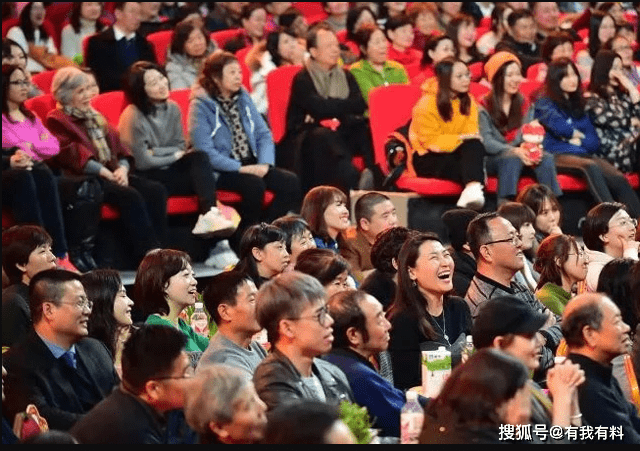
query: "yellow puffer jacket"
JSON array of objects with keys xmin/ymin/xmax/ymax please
[{"xmin": 408, "ymin": 78, "xmax": 479, "ymax": 156}]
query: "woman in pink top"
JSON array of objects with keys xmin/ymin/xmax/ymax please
[{"xmin": 2, "ymin": 64, "xmax": 76, "ymax": 270}]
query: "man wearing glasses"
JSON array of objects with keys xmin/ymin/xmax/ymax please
[
  {"xmin": 2, "ymin": 269, "xmax": 118, "ymax": 431},
  {"xmin": 464, "ymin": 213, "xmax": 563, "ymax": 382},
  {"xmin": 70, "ymin": 324, "xmax": 198, "ymax": 444},
  {"xmin": 252, "ymin": 271, "xmax": 354, "ymax": 412}
]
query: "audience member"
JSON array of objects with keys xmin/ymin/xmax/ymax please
[
  {"xmin": 530, "ymin": 1, "xmax": 565, "ymax": 43},
  {"xmin": 465, "ymin": 212, "xmax": 561, "ymax": 380},
  {"xmin": 2, "ymin": 225, "xmax": 57, "ymax": 347},
  {"xmin": 233, "ymin": 223, "xmax": 290, "ymax": 289},
  {"xmin": 446, "ymin": 13, "xmax": 483, "ymax": 63},
  {"xmin": 69, "ymin": 324, "xmax": 197, "ymax": 444},
  {"xmin": 6, "ymin": 2, "xmax": 57, "ymax": 74},
  {"xmin": 497, "ymin": 201, "xmax": 540, "ymax": 290},
  {"xmin": 408, "ymin": 58, "xmax": 486, "ymax": 210},
  {"xmin": 574, "ymin": 10, "xmax": 617, "ymax": 81},
  {"xmin": 86, "ymin": 1, "xmax": 157, "ymax": 92},
  {"xmin": 2, "ymin": 64, "xmax": 74, "ymax": 266},
  {"xmin": 435, "ymin": 2, "xmax": 463, "ymax": 32},
  {"xmin": 597, "ymin": 258, "xmax": 640, "ymax": 403},
  {"xmin": 411, "ymin": 33, "xmax": 456, "ymax": 86},
  {"xmin": 133, "ymin": 249, "xmax": 209, "ymax": 353},
  {"xmin": 475, "ymin": 4, "xmax": 512, "ymax": 57},
  {"xmin": 295, "ymin": 248, "xmax": 353, "ymax": 298},
  {"xmin": 385, "ymin": 14, "xmax": 422, "ymax": 68},
  {"xmin": 137, "ymin": 1, "xmax": 172, "ymax": 37},
  {"xmin": 198, "ymin": 272, "xmax": 266, "ymax": 378},
  {"xmin": 246, "ymin": 28, "xmax": 305, "ymax": 115},
  {"xmin": 323, "ymin": 2, "xmax": 349, "ymax": 32},
  {"xmin": 185, "ymin": 364, "xmax": 267, "ymax": 444},
  {"xmin": 604, "ymin": 34, "xmax": 640, "ymax": 88},
  {"xmin": 387, "ymin": 232, "xmax": 472, "ymax": 391},
  {"xmin": 343, "ymin": 4, "xmax": 378, "ymax": 60},
  {"xmin": 495, "ymin": 8, "xmax": 543, "ymax": 73},
  {"xmin": 407, "ymin": 2, "xmax": 440, "ymax": 52},
  {"xmin": 2, "ymin": 269, "xmax": 118, "ymax": 431},
  {"xmin": 271, "ymin": 214, "xmax": 316, "ymax": 270},
  {"xmin": 165, "ymin": 19, "xmax": 218, "ymax": 91},
  {"xmin": 440, "ymin": 209, "xmax": 479, "ymax": 297},
  {"xmin": 563, "ymin": 293, "xmax": 640, "ymax": 443},
  {"xmin": 264, "ymin": 2, "xmax": 295, "ymax": 32},
  {"xmin": 189, "ymin": 50, "xmax": 302, "ymax": 235},
  {"xmin": 582, "ymin": 202, "xmax": 639, "ymax": 292},
  {"xmin": 253, "ymin": 271, "xmax": 354, "ymax": 411},
  {"xmin": 301, "ymin": 185, "xmax": 351, "ymax": 252},
  {"xmin": 223, "ymin": 3, "xmax": 267, "ymax": 54},
  {"xmin": 47, "ymin": 66, "xmax": 168, "ymax": 263},
  {"xmin": 340, "ymin": 192, "xmax": 398, "ymax": 283},
  {"xmin": 60, "ymin": 2, "xmax": 105, "ymax": 62},
  {"xmin": 325, "ymin": 289, "xmax": 424, "ymax": 438},
  {"xmin": 471, "ymin": 297, "xmax": 585, "ymax": 444},
  {"xmin": 279, "ymin": 6, "xmax": 309, "ymax": 43},
  {"xmin": 81, "ymin": 269, "xmax": 133, "ymax": 376},
  {"xmin": 349, "ymin": 24, "xmax": 409, "ymax": 106},
  {"xmin": 119, "ymin": 61, "xmax": 237, "ymax": 240},
  {"xmin": 1, "ymin": 38, "xmax": 41, "ymax": 97},
  {"xmin": 419, "ymin": 348, "xmax": 531, "ymax": 444},
  {"xmin": 479, "ymin": 52, "xmax": 562, "ymax": 204},
  {"xmin": 361, "ymin": 226, "xmax": 415, "ymax": 310},
  {"xmin": 585, "ymin": 50, "xmax": 640, "ymax": 174},
  {"xmin": 263, "ymin": 400, "xmax": 356, "ymax": 444},
  {"xmin": 205, "ymin": 2, "xmax": 245, "ymax": 32},
  {"xmin": 534, "ymin": 234, "xmax": 588, "ymax": 315},
  {"xmin": 279, "ymin": 22, "xmax": 373, "ymax": 193},
  {"xmin": 516, "ymin": 183, "xmax": 564, "ymax": 242},
  {"xmin": 534, "ymin": 58, "xmax": 640, "ymax": 217}
]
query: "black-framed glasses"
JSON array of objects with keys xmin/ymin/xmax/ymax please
[
  {"xmin": 153, "ymin": 367, "xmax": 195, "ymax": 381},
  {"xmin": 290, "ymin": 305, "xmax": 332, "ymax": 327},
  {"xmin": 57, "ymin": 298, "xmax": 93, "ymax": 310},
  {"xmin": 483, "ymin": 233, "xmax": 523, "ymax": 247},
  {"xmin": 567, "ymin": 246, "xmax": 586, "ymax": 258}
]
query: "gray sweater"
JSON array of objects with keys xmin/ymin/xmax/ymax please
[
  {"xmin": 117, "ymin": 101, "xmax": 185, "ymax": 171},
  {"xmin": 196, "ymin": 333, "xmax": 267, "ymax": 381},
  {"xmin": 478, "ymin": 104, "xmax": 534, "ymax": 156}
]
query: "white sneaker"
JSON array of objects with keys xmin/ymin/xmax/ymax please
[
  {"xmin": 204, "ymin": 239, "xmax": 240, "ymax": 269},
  {"xmin": 456, "ymin": 183, "xmax": 485, "ymax": 210},
  {"xmin": 192, "ymin": 207, "xmax": 237, "ymax": 237}
]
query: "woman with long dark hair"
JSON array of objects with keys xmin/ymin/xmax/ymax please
[
  {"xmin": 534, "ymin": 58, "xmax": 640, "ymax": 217},
  {"xmin": 445, "ymin": 13, "xmax": 484, "ymax": 63},
  {"xmin": 5, "ymin": 2, "xmax": 57, "ymax": 73},
  {"xmin": 300, "ymin": 185, "xmax": 350, "ymax": 253},
  {"xmin": 479, "ymin": 51, "xmax": 561, "ymax": 203},
  {"xmin": 387, "ymin": 232, "xmax": 472, "ymax": 391},
  {"xmin": 585, "ymin": 50, "xmax": 640, "ymax": 174},
  {"xmin": 60, "ymin": 2, "xmax": 105, "ymax": 61},
  {"xmin": 574, "ymin": 10, "xmax": 617, "ymax": 81},
  {"xmin": 82, "ymin": 269, "xmax": 134, "ymax": 375},
  {"xmin": 408, "ymin": 58, "xmax": 487, "ymax": 210}
]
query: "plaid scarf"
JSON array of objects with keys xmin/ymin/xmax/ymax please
[
  {"xmin": 62, "ymin": 105, "xmax": 111, "ymax": 163},
  {"xmin": 215, "ymin": 92, "xmax": 256, "ymax": 166}
]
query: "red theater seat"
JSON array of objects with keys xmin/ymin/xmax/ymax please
[
  {"xmin": 24, "ymin": 93, "xmax": 57, "ymax": 122},
  {"xmin": 147, "ymin": 29, "xmax": 173, "ymax": 66}
]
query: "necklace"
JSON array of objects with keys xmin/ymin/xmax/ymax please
[{"xmin": 431, "ymin": 306, "xmax": 449, "ymax": 345}]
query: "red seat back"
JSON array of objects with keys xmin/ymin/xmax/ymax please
[
  {"xmin": 526, "ymin": 62, "xmax": 547, "ymax": 83},
  {"xmin": 468, "ymin": 61, "xmax": 484, "ymax": 82},
  {"xmin": 469, "ymin": 82, "xmax": 490, "ymax": 102},
  {"xmin": 266, "ymin": 64, "xmax": 303, "ymax": 144},
  {"xmin": 368, "ymin": 84, "xmax": 422, "ymax": 174},
  {"xmin": 24, "ymin": 93, "xmax": 57, "ymax": 122},
  {"xmin": 91, "ymin": 91, "xmax": 129, "ymax": 128},
  {"xmin": 147, "ymin": 29, "xmax": 173, "ymax": 66},
  {"xmin": 31, "ymin": 70, "xmax": 56, "ymax": 94},
  {"xmin": 235, "ymin": 45, "xmax": 253, "ymax": 92},
  {"xmin": 168, "ymin": 89, "xmax": 191, "ymax": 139},
  {"xmin": 210, "ymin": 28, "xmax": 243, "ymax": 49}
]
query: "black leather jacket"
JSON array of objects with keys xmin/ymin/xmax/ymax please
[{"xmin": 253, "ymin": 348, "xmax": 354, "ymax": 411}]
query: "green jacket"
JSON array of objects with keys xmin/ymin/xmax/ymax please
[
  {"xmin": 145, "ymin": 314, "xmax": 209, "ymax": 352},
  {"xmin": 349, "ymin": 59, "xmax": 409, "ymax": 106},
  {"xmin": 535, "ymin": 283, "xmax": 571, "ymax": 316}
]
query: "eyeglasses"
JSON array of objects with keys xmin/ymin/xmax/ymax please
[
  {"xmin": 9, "ymin": 80, "xmax": 30, "ymax": 87},
  {"xmin": 290, "ymin": 305, "xmax": 332, "ymax": 327},
  {"xmin": 58, "ymin": 298, "xmax": 93, "ymax": 310},
  {"xmin": 483, "ymin": 233, "xmax": 523, "ymax": 247},
  {"xmin": 567, "ymin": 247, "xmax": 586, "ymax": 258},
  {"xmin": 153, "ymin": 366, "xmax": 195, "ymax": 381}
]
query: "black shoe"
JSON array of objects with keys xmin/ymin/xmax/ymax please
[{"xmin": 68, "ymin": 250, "xmax": 92, "ymax": 273}]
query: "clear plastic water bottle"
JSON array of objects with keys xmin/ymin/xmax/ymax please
[
  {"xmin": 463, "ymin": 335, "xmax": 475, "ymax": 358},
  {"xmin": 400, "ymin": 390, "xmax": 424, "ymax": 444},
  {"xmin": 191, "ymin": 302, "xmax": 209, "ymax": 337}
]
